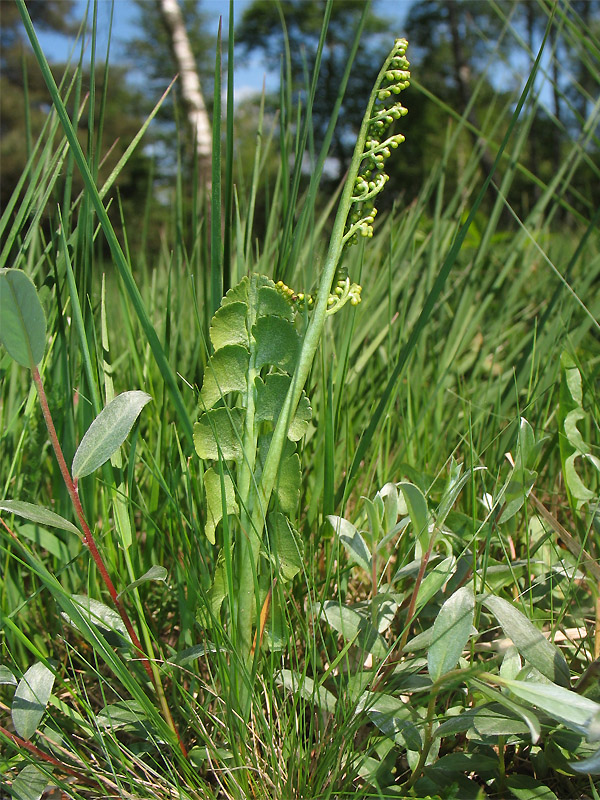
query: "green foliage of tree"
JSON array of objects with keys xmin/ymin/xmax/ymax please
[
  {"xmin": 129, "ymin": 0, "xmax": 216, "ymax": 92},
  {"xmin": 236, "ymin": 0, "xmax": 599, "ymax": 223},
  {"xmin": 1, "ymin": 2, "xmax": 159, "ymax": 256},
  {"xmin": 236, "ymin": 0, "xmax": 392, "ymax": 175}
]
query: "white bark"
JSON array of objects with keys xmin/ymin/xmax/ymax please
[{"xmin": 156, "ymin": 0, "xmax": 211, "ymax": 178}]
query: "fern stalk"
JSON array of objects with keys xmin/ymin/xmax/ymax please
[{"xmin": 236, "ymin": 39, "xmax": 411, "ymax": 669}]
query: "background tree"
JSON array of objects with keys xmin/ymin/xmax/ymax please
[
  {"xmin": 156, "ymin": 0, "xmax": 212, "ymax": 182},
  {"xmin": 1, "ymin": 0, "xmax": 159, "ymax": 256},
  {"xmin": 1, "ymin": 0, "xmax": 78, "ymax": 211},
  {"xmin": 236, "ymin": 0, "xmax": 390, "ymax": 177},
  {"xmin": 235, "ymin": 0, "xmax": 599, "ymax": 223},
  {"xmin": 128, "ymin": 0, "xmax": 216, "ymax": 179}
]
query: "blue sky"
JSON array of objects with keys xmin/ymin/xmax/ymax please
[{"xmin": 34, "ymin": 0, "xmax": 411, "ymax": 103}]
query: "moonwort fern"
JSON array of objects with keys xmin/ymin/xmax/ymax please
[
  {"xmin": 194, "ymin": 40, "xmax": 410, "ymax": 699},
  {"xmin": 194, "ymin": 276, "xmax": 311, "ymax": 607}
]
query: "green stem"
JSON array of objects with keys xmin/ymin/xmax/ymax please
[
  {"xmin": 246, "ymin": 43, "xmax": 407, "ymax": 648},
  {"xmin": 400, "ymin": 689, "xmax": 439, "ymax": 792},
  {"xmin": 235, "ymin": 325, "xmax": 260, "ymax": 677}
]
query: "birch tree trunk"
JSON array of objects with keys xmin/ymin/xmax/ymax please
[{"xmin": 156, "ymin": 0, "xmax": 211, "ymax": 182}]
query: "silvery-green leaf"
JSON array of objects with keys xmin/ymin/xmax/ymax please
[
  {"xmin": 482, "ymin": 594, "xmax": 570, "ymax": 687},
  {"xmin": 0, "ymin": 665, "xmax": 17, "ymax": 685},
  {"xmin": 12, "ymin": 662, "xmax": 55, "ymax": 740},
  {"xmin": 64, "ymin": 595, "xmax": 132, "ymax": 647},
  {"xmin": 117, "ymin": 565, "xmax": 168, "ymax": 598},
  {"xmin": 497, "ymin": 676, "xmax": 600, "ymax": 737},
  {"xmin": 327, "ymin": 515, "xmax": 372, "ymax": 573},
  {"xmin": 428, "ymin": 585, "xmax": 475, "ymax": 681},
  {"xmin": 570, "ymin": 745, "xmax": 600, "ymax": 775},
  {"xmin": 0, "ymin": 500, "xmax": 80, "ymax": 536},
  {"xmin": 376, "ymin": 483, "xmax": 399, "ymax": 533},
  {"xmin": 9, "ymin": 763, "xmax": 49, "ymax": 800},
  {"xmin": 320, "ymin": 601, "xmax": 386, "ymax": 658},
  {"xmin": 0, "ymin": 268, "xmax": 46, "ymax": 367},
  {"xmin": 72, "ymin": 391, "xmax": 151, "ymax": 478},
  {"xmin": 474, "ymin": 680, "xmax": 540, "ymax": 743},
  {"xmin": 399, "ymin": 482, "xmax": 430, "ymax": 551},
  {"xmin": 278, "ymin": 668, "xmax": 337, "ymax": 714},
  {"xmin": 96, "ymin": 700, "xmax": 148, "ymax": 730},
  {"xmin": 415, "ymin": 555, "xmax": 456, "ymax": 610}
]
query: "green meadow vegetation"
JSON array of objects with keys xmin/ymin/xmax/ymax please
[{"xmin": 1, "ymin": 1, "xmax": 599, "ymax": 798}]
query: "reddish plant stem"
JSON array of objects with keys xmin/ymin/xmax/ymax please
[
  {"xmin": 30, "ymin": 365, "xmax": 188, "ymax": 758},
  {"xmin": 373, "ymin": 534, "xmax": 436, "ymax": 691},
  {"xmin": 399, "ymin": 535, "xmax": 436, "ymax": 653},
  {"xmin": 0, "ymin": 724, "xmax": 99, "ymax": 787},
  {"xmin": 31, "ymin": 366, "xmax": 153, "ymax": 681}
]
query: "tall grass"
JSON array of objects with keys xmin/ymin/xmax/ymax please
[{"xmin": 1, "ymin": 1, "xmax": 599, "ymax": 798}]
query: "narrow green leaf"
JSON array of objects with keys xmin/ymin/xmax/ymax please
[
  {"xmin": 117, "ymin": 566, "xmax": 168, "ymax": 598},
  {"xmin": 12, "ymin": 661, "xmax": 55, "ymax": 740},
  {"xmin": 210, "ymin": 21, "xmax": 223, "ymax": 317},
  {"xmin": 482, "ymin": 595, "xmax": 570, "ymax": 686},
  {"xmin": 399, "ymin": 482, "xmax": 430, "ymax": 551},
  {"xmin": 72, "ymin": 391, "xmax": 152, "ymax": 478},
  {"xmin": 10, "ymin": 763, "xmax": 50, "ymax": 800},
  {"xmin": 327, "ymin": 515, "xmax": 372, "ymax": 573},
  {"xmin": 0, "ymin": 500, "xmax": 80, "ymax": 535},
  {"xmin": 0, "ymin": 268, "xmax": 46, "ymax": 367},
  {"xmin": 428, "ymin": 585, "xmax": 475, "ymax": 681},
  {"xmin": 496, "ymin": 676, "xmax": 600, "ymax": 738}
]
